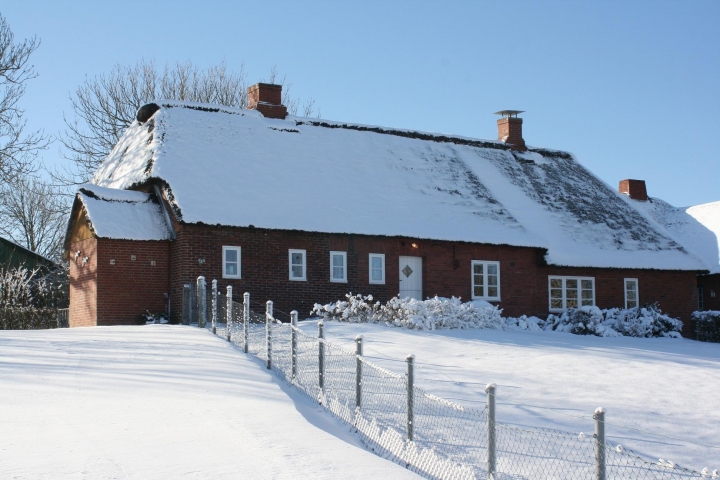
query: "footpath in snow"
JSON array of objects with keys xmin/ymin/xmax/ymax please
[
  {"xmin": 295, "ymin": 320, "xmax": 720, "ymax": 471},
  {"xmin": 0, "ymin": 325, "xmax": 419, "ymax": 479}
]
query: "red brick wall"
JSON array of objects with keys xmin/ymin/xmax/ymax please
[
  {"xmin": 536, "ymin": 266, "xmax": 698, "ymax": 336},
  {"xmin": 167, "ymin": 224, "xmax": 700, "ymax": 334},
  {"xmin": 95, "ymin": 239, "xmax": 171, "ymax": 326},
  {"xmin": 698, "ymin": 273, "xmax": 720, "ymax": 312},
  {"xmin": 69, "ymin": 238, "xmax": 97, "ymax": 327}
]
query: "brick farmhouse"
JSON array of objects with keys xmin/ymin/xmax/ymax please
[{"xmin": 64, "ymin": 83, "xmax": 718, "ymax": 333}]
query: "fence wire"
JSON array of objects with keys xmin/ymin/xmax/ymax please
[{"xmin": 187, "ymin": 285, "xmax": 710, "ymax": 480}]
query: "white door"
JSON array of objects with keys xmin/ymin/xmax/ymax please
[{"xmin": 399, "ymin": 256, "xmax": 423, "ymax": 300}]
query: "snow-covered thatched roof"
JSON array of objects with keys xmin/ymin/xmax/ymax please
[
  {"xmin": 73, "ymin": 184, "xmax": 172, "ymax": 241},
  {"xmin": 89, "ymin": 101, "xmax": 706, "ymax": 271},
  {"xmin": 634, "ymin": 199, "xmax": 720, "ymax": 274}
]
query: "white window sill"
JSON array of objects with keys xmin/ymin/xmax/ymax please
[
  {"xmin": 289, "ymin": 277, "xmax": 307, "ymax": 282},
  {"xmin": 472, "ymin": 297, "xmax": 501, "ymax": 302},
  {"xmin": 330, "ymin": 280, "xmax": 347, "ymax": 283}
]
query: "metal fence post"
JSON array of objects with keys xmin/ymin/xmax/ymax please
[
  {"xmin": 182, "ymin": 284, "xmax": 191, "ymax": 325},
  {"xmin": 243, "ymin": 292, "xmax": 250, "ymax": 353},
  {"xmin": 355, "ymin": 335, "xmax": 363, "ymax": 410},
  {"xmin": 318, "ymin": 321, "xmax": 325, "ymax": 392},
  {"xmin": 226, "ymin": 286, "xmax": 233, "ymax": 342},
  {"xmin": 211, "ymin": 279, "xmax": 217, "ymax": 334},
  {"xmin": 265, "ymin": 300, "xmax": 273, "ymax": 370},
  {"xmin": 486, "ymin": 383, "xmax": 497, "ymax": 479},
  {"xmin": 197, "ymin": 276, "xmax": 206, "ymax": 328},
  {"xmin": 594, "ymin": 407, "xmax": 606, "ymax": 480},
  {"xmin": 406, "ymin": 354, "xmax": 415, "ymax": 442},
  {"xmin": 291, "ymin": 311, "xmax": 298, "ymax": 379}
]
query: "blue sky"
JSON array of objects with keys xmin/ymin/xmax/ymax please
[{"xmin": 4, "ymin": 0, "xmax": 719, "ymax": 207}]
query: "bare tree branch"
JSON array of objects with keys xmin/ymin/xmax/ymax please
[
  {"xmin": 60, "ymin": 60, "xmax": 320, "ymax": 185},
  {"xmin": 59, "ymin": 59, "xmax": 249, "ymax": 183},
  {"xmin": 0, "ymin": 176, "xmax": 69, "ymax": 261},
  {"xmin": 0, "ymin": 13, "xmax": 47, "ymax": 184}
]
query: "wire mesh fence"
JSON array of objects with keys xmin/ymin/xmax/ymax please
[{"xmin": 185, "ymin": 282, "xmax": 712, "ymax": 480}]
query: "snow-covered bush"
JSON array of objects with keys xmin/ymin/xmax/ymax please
[
  {"xmin": 693, "ymin": 311, "xmax": 720, "ymax": 343},
  {"xmin": 605, "ymin": 303, "xmax": 683, "ymax": 338},
  {"xmin": 0, "ymin": 266, "xmax": 68, "ymax": 309},
  {"xmin": 311, "ymin": 294, "xmax": 503, "ymax": 330},
  {"xmin": 544, "ymin": 306, "xmax": 617, "ymax": 336},
  {"xmin": 379, "ymin": 296, "xmax": 504, "ymax": 330},
  {"xmin": 312, "ymin": 293, "xmax": 381, "ymax": 323},
  {"xmin": 503, "ymin": 315, "xmax": 544, "ymax": 331},
  {"xmin": 545, "ymin": 303, "xmax": 682, "ymax": 338},
  {"xmin": 0, "ymin": 266, "xmax": 69, "ymax": 330},
  {"xmin": 312, "ymin": 295, "xmax": 682, "ymax": 338}
]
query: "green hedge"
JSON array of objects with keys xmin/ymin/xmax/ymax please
[
  {"xmin": 0, "ymin": 307, "xmax": 59, "ymax": 330},
  {"xmin": 693, "ymin": 311, "xmax": 720, "ymax": 343}
]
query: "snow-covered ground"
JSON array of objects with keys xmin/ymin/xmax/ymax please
[
  {"xmin": 296, "ymin": 320, "xmax": 720, "ymax": 471},
  {"xmin": 0, "ymin": 326, "xmax": 419, "ymax": 479},
  {"xmin": 3, "ymin": 324, "xmax": 718, "ymax": 477}
]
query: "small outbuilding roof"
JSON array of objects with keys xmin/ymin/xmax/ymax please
[
  {"xmin": 66, "ymin": 184, "xmax": 172, "ymax": 246},
  {"xmin": 87, "ymin": 101, "xmax": 705, "ymax": 271}
]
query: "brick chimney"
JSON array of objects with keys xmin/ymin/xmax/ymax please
[
  {"xmin": 247, "ymin": 83, "xmax": 287, "ymax": 119},
  {"xmin": 495, "ymin": 110, "xmax": 526, "ymax": 151},
  {"xmin": 619, "ymin": 179, "xmax": 648, "ymax": 201}
]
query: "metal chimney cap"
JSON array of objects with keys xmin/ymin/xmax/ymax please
[{"xmin": 494, "ymin": 110, "xmax": 525, "ymax": 118}]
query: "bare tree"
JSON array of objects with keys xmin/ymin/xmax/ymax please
[
  {"xmin": 0, "ymin": 13, "xmax": 47, "ymax": 184},
  {"xmin": 0, "ymin": 176, "xmax": 68, "ymax": 261},
  {"xmin": 60, "ymin": 60, "xmax": 320, "ymax": 184},
  {"xmin": 265, "ymin": 65, "xmax": 319, "ymax": 120}
]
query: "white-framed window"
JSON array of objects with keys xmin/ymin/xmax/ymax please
[
  {"xmin": 471, "ymin": 260, "xmax": 501, "ymax": 301},
  {"xmin": 624, "ymin": 278, "xmax": 638, "ymax": 309},
  {"xmin": 222, "ymin": 246, "xmax": 241, "ymax": 279},
  {"xmin": 288, "ymin": 249, "xmax": 306, "ymax": 281},
  {"xmin": 330, "ymin": 251, "xmax": 347, "ymax": 283},
  {"xmin": 549, "ymin": 276, "xmax": 595, "ymax": 311},
  {"xmin": 369, "ymin": 253, "xmax": 385, "ymax": 284}
]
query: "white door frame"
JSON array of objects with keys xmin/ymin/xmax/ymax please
[{"xmin": 399, "ymin": 256, "xmax": 422, "ymax": 300}]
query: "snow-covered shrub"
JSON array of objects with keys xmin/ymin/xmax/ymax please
[
  {"xmin": 693, "ymin": 311, "xmax": 720, "ymax": 343},
  {"xmin": 503, "ymin": 315, "xmax": 544, "ymax": 331},
  {"xmin": 379, "ymin": 296, "xmax": 504, "ymax": 330},
  {"xmin": 605, "ymin": 303, "xmax": 683, "ymax": 338},
  {"xmin": 0, "ymin": 266, "xmax": 69, "ymax": 330},
  {"xmin": 544, "ymin": 306, "xmax": 619, "ymax": 337},
  {"xmin": 312, "ymin": 295, "xmax": 682, "ymax": 338},
  {"xmin": 0, "ymin": 266, "xmax": 68, "ymax": 309},
  {"xmin": 311, "ymin": 294, "xmax": 503, "ymax": 330},
  {"xmin": 545, "ymin": 303, "xmax": 682, "ymax": 338},
  {"xmin": 311, "ymin": 293, "xmax": 380, "ymax": 323}
]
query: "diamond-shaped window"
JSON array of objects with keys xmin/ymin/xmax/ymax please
[{"xmin": 402, "ymin": 265, "xmax": 413, "ymax": 277}]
